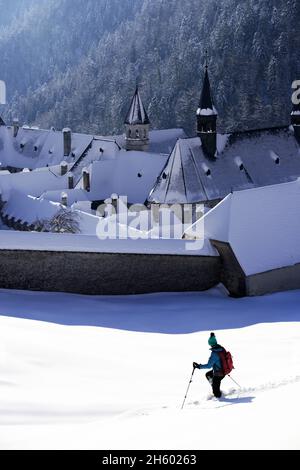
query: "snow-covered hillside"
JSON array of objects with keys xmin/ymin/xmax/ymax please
[{"xmin": 0, "ymin": 286, "xmax": 299, "ymax": 450}]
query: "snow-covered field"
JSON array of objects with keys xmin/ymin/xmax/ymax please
[{"xmin": 0, "ymin": 285, "xmax": 299, "ymax": 450}]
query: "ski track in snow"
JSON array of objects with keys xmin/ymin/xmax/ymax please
[
  {"xmin": 1, "ymin": 376, "xmax": 298, "ymax": 425},
  {"xmin": 0, "ymin": 287, "xmax": 299, "ymax": 448},
  {"xmin": 108, "ymin": 375, "xmax": 300, "ymax": 418},
  {"xmin": 187, "ymin": 375, "xmax": 300, "ymax": 410}
]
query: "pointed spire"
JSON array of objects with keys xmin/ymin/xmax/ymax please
[
  {"xmin": 205, "ymin": 49, "xmax": 209, "ymax": 70},
  {"xmin": 124, "ymin": 86, "xmax": 150, "ymax": 125},
  {"xmin": 199, "ymin": 68, "xmax": 213, "ymax": 110},
  {"xmin": 196, "ymin": 53, "xmax": 218, "ymax": 158},
  {"xmin": 197, "ymin": 52, "xmax": 217, "ymax": 116}
]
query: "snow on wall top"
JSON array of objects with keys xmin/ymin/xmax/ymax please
[
  {"xmin": 186, "ymin": 179, "xmax": 300, "ymax": 275},
  {"xmin": 148, "ymin": 127, "xmax": 300, "ymax": 204},
  {"xmin": 0, "ymin": 229, "xmax": 216, "ymax": 256}
]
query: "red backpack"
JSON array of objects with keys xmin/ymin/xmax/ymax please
[{"xmin": 218, "ymin": 348, "xmax": 234, "ymax": 375}]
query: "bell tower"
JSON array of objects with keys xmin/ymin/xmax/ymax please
[
  {"xmin": 124, "ymin": 86, "xmax": 150, "ymax": 151},
  {"xmin": 197, "ymin": 53, "xmax": 218, "ymax": 159}
]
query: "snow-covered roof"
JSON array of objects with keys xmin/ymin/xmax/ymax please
[
  {"xmin": 0, "ymin": 126, "xmax": 93, "ymax": 170},
  {"xmin": 84, "ymin": 138, "xmax": 120, "ymax": 160},
  {"xmin": 0, "ymin": 165, "xmax": 69, "ymax": 201},
  {"xmin": 185, "ymin": 179, "xmax": 300, "ymax": 275},
  {"xmin": 2, "ymin": 191, "xmax": 62, "ymax": 224},
  {"xmin": 42, "ymin": 189, "xmax": 89, "ymax": 205},
  {"xmin": 0, "ymin": 125, "xmax": 183, "ymax": 205},
  {"xmin": 89, "ymin": 149, "xmax": 168, "ymax": 203},
  {"xmin": 124, "ymin": 86, "xmax": 150, "ymax": 125},
  {"xmin": 69, "ymin": 137, "xmax": 120, "ymax": 186},
  {"xmin": 115, "ymin": 128, "xmax": 187, "ymax": 155},
  {"xmin": 2, "ymin": 190, "xmax": 100, "ymax": 235},
  {"xmin": 148, "ymin": 127, "xmax": 300, "ymax": 204}
]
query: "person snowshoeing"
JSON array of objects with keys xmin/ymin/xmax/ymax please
[{"xmin": 193, "ymin": 332, "xmax": 225, "ymax": 398}]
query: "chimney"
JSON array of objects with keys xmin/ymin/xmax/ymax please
[
  {"xmin": 60, "ymin": 161, "xmax": 68, "ymax": 176},
  {"xmin": 68, "ymin": 173, "xmax": 74, "ymax": 189},
  {"xmin": 62, "ymin": 128, "xmax": 72, "ymax": 156},
  {"xmin": 61, "ymin": 192, "xmax": 68, "ymax": 206},
  {"xmin": 13, "ymin": 118, "xmax": 19, "ymax": 137},
  {"xmin": 111, "ymin": 193, "xmax": 118, "ymax": 211},
  {"xmin": 82, "ymin": 169, "xmax": 90, "ymax": 192}
]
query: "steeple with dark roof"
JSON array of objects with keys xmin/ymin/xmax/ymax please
[
  {"xmin": 198, "ymin": 68, "xmax": 216, "ymax": 114},
  {"xmin": 197, "ymin": 51, "xmax": 217, "ymax": 116},
  {"xmin": 125, "ymin": 86, "xmax": 150, "ymax": 126},
  {"xmin": 124, "ymin": 86, "xmax": 150, "ymax": 151},
  {"xmin": 197, "ymin": 54, "xmax": 218, "ymax": 159}
]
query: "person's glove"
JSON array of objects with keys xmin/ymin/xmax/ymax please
[{"xmin": 193, "ymin": 362, "xmax": 200, "ymax": 369}]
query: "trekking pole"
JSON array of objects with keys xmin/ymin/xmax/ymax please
[
  {"xmin": 228, "ymin": 374, "xmax": 242, "ymax": 389},
  {"xmin": 181, "ymin": 367, "xmax": 195, "ymax": 410}
]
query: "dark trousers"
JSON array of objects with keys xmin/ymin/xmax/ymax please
[{"xmin": 206, "ymin": 370, "xmax": 224, "ymax": 398}]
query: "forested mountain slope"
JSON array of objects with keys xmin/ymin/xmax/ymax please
[{"xmin": 0, "ymin": 0, "xmax": 299, "ymax": 136}]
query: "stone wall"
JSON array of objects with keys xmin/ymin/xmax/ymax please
[
  {"xmin": 210, "ymin": 240, "xmax": 247, "ymax": 297},
  {"xmin": 246, "ymin": 263, "xmax": 300, "ymax": 296},
  {"xmin": 211, "ymin": 239, "xmax": 300, "ymax": 297},
  {"xmin": 0, "ymin": 249, "xmax": 221, "ymax": 295}
]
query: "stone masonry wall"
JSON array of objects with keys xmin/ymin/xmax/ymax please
[{"xmin": 0, "ymin": 249, "xmax": 221, "ymax": 295}]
